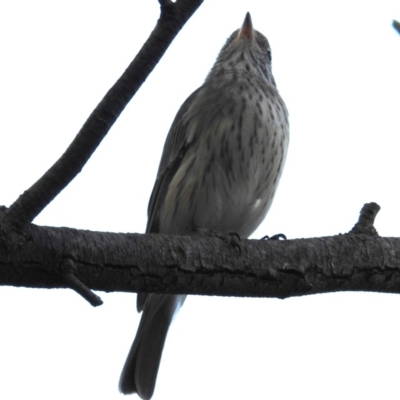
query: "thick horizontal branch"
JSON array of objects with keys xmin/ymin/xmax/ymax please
[{"xmin": 1, "ymin": 207, "xmax": 400, "ymax": 299}]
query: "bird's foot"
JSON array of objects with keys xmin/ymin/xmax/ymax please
[
  {"xmin": 196, "ymin": 228, "xmax": 242, "ymax": 255},
  {"xmin": 260, "ymin": 233, "xmax": 287, "ymax": 241}
]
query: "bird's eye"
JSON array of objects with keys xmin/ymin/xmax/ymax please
[{"xmin": 267, "ymin": 50, "xmax": 272, "ymax": 62}]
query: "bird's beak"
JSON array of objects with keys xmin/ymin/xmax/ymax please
[{"xmin": 237, "ymin": 12, "xmax": 254, "ymax": 40}]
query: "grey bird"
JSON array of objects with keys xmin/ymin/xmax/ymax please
[{"xmin": 119, "ymin": 12, "xmax": 289, "ymax": 399}]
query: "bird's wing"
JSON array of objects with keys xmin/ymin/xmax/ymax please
[
  {"xmin": 145, "ymin": 86, "xmax": 203, "ymax": 235},
  {"xmin": 137, "ymin": 87, "xmax": 202, "ymax": 313}
]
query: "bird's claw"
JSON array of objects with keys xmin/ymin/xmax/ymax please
[
  {"xmin": 260, "ymin": 233, "xmax": 287, "ymax": 241},
  {"xmin": 223, "ymin": 232, "xmax": 242, "ymax": 255},
  {"xmin": 197, "ymin": 228, "xmax": 242, "ymax": 255}
]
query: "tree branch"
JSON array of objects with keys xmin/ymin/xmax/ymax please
[
  {"xmin": 61, "ymin": 259, "xmax": 103, "ymax": 306},
  {"xmin": 5, "ymin": 0, "xmax": 203, "ymax": 231},
  {"xmin": 1, "ymin": 204, "xmax": 400, "ymax": 302},
  {"xmin": 349, "ymin": 202, "xmax": 380, "ymax": 235}
]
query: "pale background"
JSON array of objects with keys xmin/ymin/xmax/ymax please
[{"xmin": 0, "ymin": 1, "xmax": 400, "ymax": 399}]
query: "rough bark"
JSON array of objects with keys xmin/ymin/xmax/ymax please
[{"xmin": 1, "ymin": 204, "xmax": 399, "ymax": 306}]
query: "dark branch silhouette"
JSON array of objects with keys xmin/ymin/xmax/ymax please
[
  {"xmin": 1, "ymin": 203, "xmax": 400, "ymax": 305},
  {"xmin": 61, "ymin": 259, "xmax": 103, "ymax": 306},
  {"xmin": 5, "ymin": 0, "xmax": 203, "ymax": 231}
]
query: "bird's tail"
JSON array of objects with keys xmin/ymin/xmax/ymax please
[{"xmin": 119, "ymin": 294, "xmax": 186, "ymax": 400}]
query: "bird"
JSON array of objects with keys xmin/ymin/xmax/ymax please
[{"xmin": 119, "ymin": 12, "xmax": 289, "ymax": 399}]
